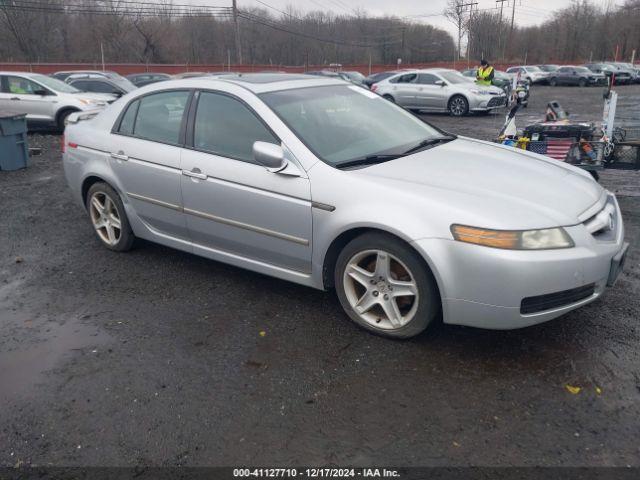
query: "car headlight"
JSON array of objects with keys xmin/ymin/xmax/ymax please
[{"xmin": 450, "ymin": 224, "xmax": 574, "ymax": 250}]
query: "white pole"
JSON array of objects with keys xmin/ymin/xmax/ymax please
[{"xmin": 100, "ymin": 42, "xmax": 105, "ymax": 71}]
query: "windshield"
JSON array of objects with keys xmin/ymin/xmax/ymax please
[
  {"xmin": 439, "ymin": 71, "xmax": 467, "ymax": 84},
  {"xmin": 525, "ymin": 66, "xmax": 542, "ymax": 72},
  {"xmin": 31, "ymin": 74, "xmax": 80, "ymax": 93},
  {"xmin": 111, "ymin": 77, "xmax": 137, "ymax": 92},
  {"xmin": 575, "ymin": 67, "xmax": 591, "ymax": 73},
  {"xmin": 540, "ymin": 65, "xmax": 558, "ymax": 72},
  {"xmin": 343, "ymin": 72, "xmax": 365, "ymax": 82},
  {"xmin": 261, "ymin": 85, "xmax": 445, "ymax": 167}
]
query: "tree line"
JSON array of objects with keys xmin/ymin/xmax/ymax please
[
  {"xmin": 466, "ymin": 0, "xmax": 640, "ymax": 64},
  {"xmin": 1, "ymin": 0, "xmax": 639, "ymax": 67}
]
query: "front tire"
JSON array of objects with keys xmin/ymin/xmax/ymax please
[
  {"xmin": 549, "ymin": 78, "xmax": 557, "ymax": 87},
  {"xmin": 335, "ymin": 233, "xmax": 439, "ymax": 339},
  {"xmin": 578, "ymin": 78, "xmax": 587, "ymax": 87},
  {"xmin": 86, "ymin": 182, "xmax": 135, "ymax": 252},
  {"xmin": 448, "ymin": 95, "xmax": 469, "ymax": 117},
  {"xmin": 382, "ymin": 94, "xmax": 395, "ymax": 103},
  {"xmin": 56, "ymin": 109, "xmax": 76, "ymax": 132}
]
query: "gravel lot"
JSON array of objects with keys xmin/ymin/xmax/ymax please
[{"xmin": 1, "ymin": 84, "xmax": 639, "ymax": 468}]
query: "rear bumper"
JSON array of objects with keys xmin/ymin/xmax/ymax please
[{"xmin": 411, "ymin": 197, "xmax": 626, "ymax": 330}]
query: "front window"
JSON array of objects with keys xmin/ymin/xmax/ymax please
[
  {"xmin": 4, "ymin": 76, "xmax": 43, "ymax": 95},
  {"xmin": 261, "ymin": 85, "xmax": 445, "ymax": 167},
  {"xmin": 30, "ymin": 74, "xmax": 79, "ymax": 93},
  {"xmin": 193, "ymin": 91, "xmax": 278, "ymax": 163},
  {"xmin": 120, "ymin": 90, "xmax": 190, "ymax": 144}
]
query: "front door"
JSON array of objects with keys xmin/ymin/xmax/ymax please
[
  {"xmin": 108, "ymin": 89, "xmax": 191, "ymax": 240},
  {"xmin": 416, "ymin": 73, "xmax": 448, "ymax": 110},
  {"xmin": 180, "ymin": 90, "xmax": 312, "ymax": 273},
  {"xmin": 0, "ymin": 75, "xmax": 56, "ymax": 122}
]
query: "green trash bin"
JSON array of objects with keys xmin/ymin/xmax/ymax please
[{"xmin": 0, "ymin": 111, "xmax": 29, "ymax": 171}]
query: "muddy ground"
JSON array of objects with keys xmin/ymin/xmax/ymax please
[{"xmin": 1, "ymin": 84, "xmax": 639, "ymax": 468}]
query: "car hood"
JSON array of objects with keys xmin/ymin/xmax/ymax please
[{"xmin": 352, "ymin": 137, "xmax": 603, "ymax": 229}]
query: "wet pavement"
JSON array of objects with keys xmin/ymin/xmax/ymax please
[{"xmin": 1, "ymin": 85, "xmax": 639, "ymax": 467}]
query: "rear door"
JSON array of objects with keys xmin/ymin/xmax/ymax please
[
  {"xmin": 109, "ymin": 89, "xmax": 191, "ymax": 240},
  {"xmin": 0, "ymin": 75, "xmax": 56, "ymax": 122},
  {"xmin": 389, "ymin": 73, "xmax": 419, "ymax": 107},
  {"xmin": 180, "ymin": 90, "xmax": 312, "ymax": 273}
]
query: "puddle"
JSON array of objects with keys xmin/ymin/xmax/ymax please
[{"xmin": 0, "ymin": 282, "xmax": 110, "ymax": 403}]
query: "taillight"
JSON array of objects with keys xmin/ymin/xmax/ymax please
[{"xmin": 61, "ymin": 135, "xmax": 77, "ymax": 153}]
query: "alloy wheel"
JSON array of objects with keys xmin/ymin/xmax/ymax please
[
  {"xmin": 89, "ymin": 191, "xmax": 122, "ymax": 246},
  {"xmin": 450, "ymin": 97, "xmax": 467, "ymax": 116},
  {"xmin": 342, "ymin": 249, "xmax": 419, "ymax": 330}
]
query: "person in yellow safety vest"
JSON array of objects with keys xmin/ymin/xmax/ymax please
[{"xmin": 476, "ymin": 59, "xmax": 495, "ymax": 86}]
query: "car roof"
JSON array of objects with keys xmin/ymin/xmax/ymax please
[{"xmin": 137, "ymin": 73, "xmax": 347, "ymax": 94}]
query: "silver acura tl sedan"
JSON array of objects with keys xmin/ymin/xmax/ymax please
[{"xmin": 62, "ymin": 73, "xmax": 628, "ymax": 339}]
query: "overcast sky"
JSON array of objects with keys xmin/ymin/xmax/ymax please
[{"xmin": 236, "ymin": 0, "xmax": 617, "ymax": 35}]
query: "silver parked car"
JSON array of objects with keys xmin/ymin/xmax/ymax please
[
  {"xmin": 0, "ymin": 71, "xmax": 115, "ymax": 130},
  {"xmin": 63, "ymin": 74, "xmax": 628, "ymax": 339},
  {"xmin": 373, "ymin": 69, "xmax": 507, "ymax": 116}
]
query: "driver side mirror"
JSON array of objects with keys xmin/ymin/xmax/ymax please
[
  {"xmin": 34, "ymin": 89, "xmax": 49, "ymax": 96},
  {"xmin": 435, "ymin": 80, "xmax": 446, "ymax": 87},
  {"xmin": 253, "ymin": 141, "xmax": 287, "ymax": 172}
]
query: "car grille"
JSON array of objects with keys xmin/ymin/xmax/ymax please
[
  {"xmin": 583, "ymin": 195, "xmax": 618, "ymax": 241},
  {"xmin": 520, "ymin": 284, "xmax": 596, "ymax": 314},
  {"xmin": 487, "ymin": 96, "xmax": 506, "ymax": 107}
]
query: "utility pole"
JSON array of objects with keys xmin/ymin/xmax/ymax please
[
  {"xmin": 232, "ymin": 0, "xmax": 242, "ymax": 65},
  {"xmin": 466, "ymin": 1, "xmax": 477, "ymax": 67},
  {"xmin": 510, "ymin": 0, "xmax": 516, "ymax": 32},
  {"xmin": 496, "ymin": 0, "xmax": 508, "ymax": 60}
]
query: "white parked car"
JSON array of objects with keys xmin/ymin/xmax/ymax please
[{"xmin": 0, "ymin": 71, "xmax": 115, "ymax": 130}]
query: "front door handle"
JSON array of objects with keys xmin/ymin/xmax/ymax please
[
  {"xmin": 10, "ymin": 97, "xmax": 20, "ymax": 101},
  {"xmin": 182, "ymin": 168, "xmax": 207, "ymax": 180},
  {"xmin": 110, "ymin": 152, "xmax": 128, "ymax": 161}
]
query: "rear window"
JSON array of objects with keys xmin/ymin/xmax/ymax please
[{"xmin": 116, "ymin": 91, "xmax": 189, "ymax": 144}]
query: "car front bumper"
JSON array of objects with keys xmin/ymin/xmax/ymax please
[
  {"xmin": 411, "ymin": 195, "xmax": 627, "ymax": 330},
  {"xmin": 469, "ymin": 94, "xmax": 508, "ymax": 111}
]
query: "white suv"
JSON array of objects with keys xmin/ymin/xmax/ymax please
[{"xmin": 0, "ymin": 72, "xmax": 116, "ymax": 130}]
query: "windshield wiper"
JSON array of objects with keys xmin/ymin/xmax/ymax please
[
  {"xmin": 402, "ymin": 135, "xmax": 456, "ymax": 155},
  {"xmin": 336, "ymin": 154, "xmax": 403, "ymax": 169}
]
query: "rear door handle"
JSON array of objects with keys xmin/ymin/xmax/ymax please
[
  {"xmin": 182, "ymin": 168, "xmax": 207, "ymax": 180},
  {"xmin": 110, "ymin": 152, "xmax": 128, "ymax": 161}
]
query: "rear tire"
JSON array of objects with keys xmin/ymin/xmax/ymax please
[
  {"xmin": 448, "ymin": 95, "xmax": 469, "ymax": 117},
  {"xmin": 86, "ymin": 182, "xmax": 135, "ymax": 252},
  {"xmin": 578, "ymin": 78, "xmax": 587, "ymax": 87},
  {"xmin": 549, "ymin": 78, "xmax": 557, "ymax": 87},
  {"xmin": 335, "ymin": 232, "xmax": 439, "ymax": 339}
]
